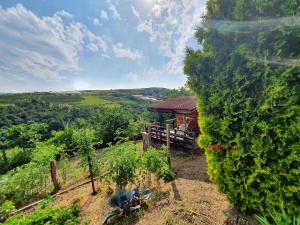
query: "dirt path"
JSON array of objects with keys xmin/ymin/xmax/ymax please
[
  {"xmin": 53, "ymin": 151, "xmax": 234, "ymax": 225},
  {"xmin": 135, "ymin": 151, "xmax": 231, "ymax": 225}
]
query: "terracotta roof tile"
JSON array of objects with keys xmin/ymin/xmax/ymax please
[{"xmin": 148, "ymin": 96, "xmax": 197, "ymax": 113}]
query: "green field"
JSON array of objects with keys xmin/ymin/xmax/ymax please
[
  {"xmin": 80, "ymin": 95, "xmax": 120, "ymax": 107},
  {"xmin": 0, "ymin": 88, "xmax": 170, "ymax": 107}
]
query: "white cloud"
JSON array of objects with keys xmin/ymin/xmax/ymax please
[
  {"xmin": 93, "ymin": 18, "xmax": 102, "ymax": 26},
  {"xmin": 100, "ymin": 10, "xmax": 109, "ymax": 20},
  {"xmin": 0, "ymin": 4, "xmax": 107, "ymax": 80},
  {"xmin": 126, "ymin": 72, "xmax": 138, "ymax": 81},
  {"xmin": 86, "ymin": 43, "xmax": 99, "ymax": 52},
  {"xmin": 132, "ymin": 0, "xmax": 206, "ymax": 73},
  {"xmin": 112, "ymin": 43, "xmax": 143, "ymax": 61},
  {"xmin": 55, "ymin": 10, "xmax": 74, "ymax": 18},
  {"xmin": 106, "ymin": 0, "xmax": 121, "ymax": 20}
]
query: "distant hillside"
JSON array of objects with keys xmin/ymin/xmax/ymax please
[{"xmin": 0, "ymin": 88, "xmax": 172, "ymax": 107}]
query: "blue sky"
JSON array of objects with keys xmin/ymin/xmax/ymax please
[{"xmin": 0, "ymin": 0, "xmax": 206, "ymax": 92}]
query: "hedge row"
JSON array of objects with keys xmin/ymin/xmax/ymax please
[{"xmin": 184, "ymin": 0, "xmax": 300, "ymax": 215}]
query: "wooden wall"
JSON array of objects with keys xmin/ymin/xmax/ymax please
[{"xmin": 176, "ymin": 111, "xmax": 200, "ymax": 134}]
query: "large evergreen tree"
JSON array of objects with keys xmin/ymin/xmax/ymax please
[{"xmin": 184, "ymin": 0, "xmax": 300, "ymax": 214}]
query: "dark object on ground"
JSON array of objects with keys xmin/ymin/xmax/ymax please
[{"xmin": 102, "ymin": 188, "xmax": 152, "ymax": 225}]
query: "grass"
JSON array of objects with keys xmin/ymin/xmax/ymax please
[
  {"xmin": 80, "ymin": 95, "xmax": 120, "ymax": 107},
  {"xmin": 0, "ymin": 103, "xmax": 15, "ymax": 107}
]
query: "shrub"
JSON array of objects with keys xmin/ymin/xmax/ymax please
[
  {"xmin": 141, "ymin": 147, "xmax": 175, "ymax": 182},
  {"xmin": 256, "ymin": 209, "xmax": 300, "ymax": 225},
  {"xmin": 0, "ymin": 143, "xmax": 61, "ymax": 206},
  {"xmin": 106, "ymin": 142, "xmax": 139, "ymax": 188},
  {"xmin": 184, "ymin": 0, "xmax": 300, "ymax": 215},
  {"xmin": 0, "ymin": 201, "xmax": 15, "ymax": 219},
  {"xmin": 1, "ymin": 204, "xmax": 80, "ymax": 225}
]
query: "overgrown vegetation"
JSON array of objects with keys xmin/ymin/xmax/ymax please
[
  {"xmin": 256, "ymin": 209, "xmax": 300, "ymax": 225},
  {"xmin": 184, "ymin": 0, "xmax": 300, "ymax": 215},
  {"xmin": 0, "ymin": 87, "xmax": 186, "ymax": 223},
  {"xmin": 0, "ymin": 202, "xmax": 80, "ymax": 225}
]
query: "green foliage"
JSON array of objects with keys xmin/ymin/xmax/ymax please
[
  {"xmin": 106, "ymin": 142, "xmax": 139, "ymax": 188},
  {"xmin": 72, "ymin": 128, "xmax": 97, "ymax": 169},
  {"xmin": 5, "ymin": 123, "xmax": 48, "ymax": 149},
  {"xmin": 256, "ymin": 209, "xmax": 300, "ymax": 225},
  {"xmin": 72, "ymin": 128, "xmax": 98, "ymax": 194},
  {"xmin": 141, "ymin": 147, "xmax": 175, "ymax": 182},
  {"xmin": 95, "ymin": 108, "xmax": 135, "ymax": 145},
  {"xmin": 0, "ymin": 201, "xmax": 15, "ymax": 218},
  {"xmin": 0, "ymin": 143, "xmax": 61, "ymax": 206},
  {"xmin": 184, "ymin": 0, "xmax": 300, "ymax": 215},
  {"xmin": 1, "ymin": 204, "xmax": 80, "ymax": 225}
]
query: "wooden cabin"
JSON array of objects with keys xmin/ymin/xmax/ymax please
[
  {"xmin": 147, "ymin": 96, "xmax": 200, "ymax": 150},
  {"xmin": 148, "ymin": 96, "xmax": 200, "ymax": 135}
]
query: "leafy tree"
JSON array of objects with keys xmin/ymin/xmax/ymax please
[
  {"xmin": 184, "ymin": 0, "xmax": 300, "ymax": 215},
  {"xmin": 6, "ymin": 123, "xmax": 48, "ymax": 149},
  {"xmin": 50, "ymin": 127, "xmax": 76, "ymax": 156},
  {"xmin": 72, "ymin": 129, "xmax": 98, "ymax": 195},
  {"xmin": 96, "ymin": 108, "xmax": 134, "ymax": 145},
  {"xmin": 0, "ymin": 129, "xmax": 8, "ymax": 165}
]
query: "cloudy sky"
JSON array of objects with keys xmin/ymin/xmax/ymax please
[{"xmin": 0, "ymin": 0, "xmax": 206, "ymax": 92}]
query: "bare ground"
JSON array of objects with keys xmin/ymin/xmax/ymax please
[{"xmin": 52, "ymin": 150, "xmax": 256, "ymax": 225}]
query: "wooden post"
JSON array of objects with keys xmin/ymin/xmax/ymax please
[
  {"xmin": 147, "ymin": 125, "xmax": 152, "ymax": 146},
  {"xmin": 183, "ymin": 114, "xmax": 187, "ymax": 131},
  {"xmin": 142, "ymin": 132, "xmax": 149, "ymax": 152},
  {"xmin": 87, "ymin": 155, "xmax": 97, "ymax": 195},
  {"xmin": 50, "ymin": 160, "xmax": 61, "ymax": 193},
  {"xmin": 166, "ymin": 124, "xmax": 171, "ymax": 166}
]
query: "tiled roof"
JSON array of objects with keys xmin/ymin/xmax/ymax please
[{"xmin": 148, "ymin": 96, "xmax": 197, "ymax": 113}]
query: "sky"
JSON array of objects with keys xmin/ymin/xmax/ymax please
[{"xmin": 0, "ymin": 0, "xmax": 206, "ymax": 93}]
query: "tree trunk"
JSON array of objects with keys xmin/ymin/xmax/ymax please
[
  {"xmin": 50, "ymin": 160, "xmax": 61, "ymax": 193},
  {"xmin": 87, "ymin": 155, "xmax": 97, "ymax": 195},
  {"xmin": 1, "ymin": 149, "xmax": 8, "ymax": 164}
]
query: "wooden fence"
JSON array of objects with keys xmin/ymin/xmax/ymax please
[{"xmin": 146, "ymin": 123, "xmax": 197, "ymax": 150}]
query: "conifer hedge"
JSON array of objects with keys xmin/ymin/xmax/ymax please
[{"xmin": 184, "ymin": 0, "xmax": 300, "ymax": 215}]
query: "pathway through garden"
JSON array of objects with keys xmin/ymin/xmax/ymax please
[{"xmin": 53, "ymin": 150, "xmax": 257, "ymax": 225}]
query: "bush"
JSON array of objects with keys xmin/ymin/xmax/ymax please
[
  {"xmin": 0, "ymin": 201, "xmax": 15, "ymax": 219},
  {"xmin": 106, "ymin": 142, "xmax": 139, "ymax": 188},
  {"xmin": 184, "ymin": 0, "xmax": 300, "ymax": 215},
  {"xmin": 141, "ymin": 147, "xmax": 175, "ymax": 182},
  {"xmin": 256, "ymin": 209, "xmax": 300, "ymax": 225},
  {"xmin": 1, "ymin": 204, "xmax": 80, "ymax": 225},
  {"xmin": 0, "ymin": 143, "xmax": 61, "ymax": 206},
  {"xmin": 95, "ymin": 109, "xmax": 134, "ymax": 145}
]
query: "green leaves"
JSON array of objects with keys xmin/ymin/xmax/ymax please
[
  {"xmin": 106, "ymin": 142, "xmax": 138, "ymax": 188},
  {"xmin": 185, "ymin": 0, "xmax": 300, "ymax": 216},
  {"xmin": 1, "ymin": 204, "xmax": 80, "ymax": 225}
]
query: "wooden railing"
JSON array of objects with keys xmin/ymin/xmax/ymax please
[{"xmin": 147, "ymin": 123, "xmax": 196, "ymax": 150}]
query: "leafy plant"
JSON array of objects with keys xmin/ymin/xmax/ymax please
[
  {"xmin": 0, "ymin": 201, "xmax": 15, "ymax": 219},
  {"xmin": 256, "ymin": 209, "xmax": 300, "ymax": 225},
  {"xmin": 184, "ymin": 0, "xmax": 300, "ymax": 215},
  {"xmin": 73, "ymin": 128, "xmax": 98, "ymax": 195},
  {"xmin": 0, "ymin": 143, "xmax": 61, "ymax": 206},
  {"xmin": 141, "ymin": 147, "xmax": 175, "ymax": 182},
  {"xmin": 1, "ymin": 204, "xmax": 80, "ymax": 225},
  {"xmin": 106, "ymin": 142, "xmax": 139, "ymax": 188}
]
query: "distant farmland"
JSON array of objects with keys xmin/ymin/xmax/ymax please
[{"xmin": 0, "ymin": 88, "xmax": 171, "ymax": 107}]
